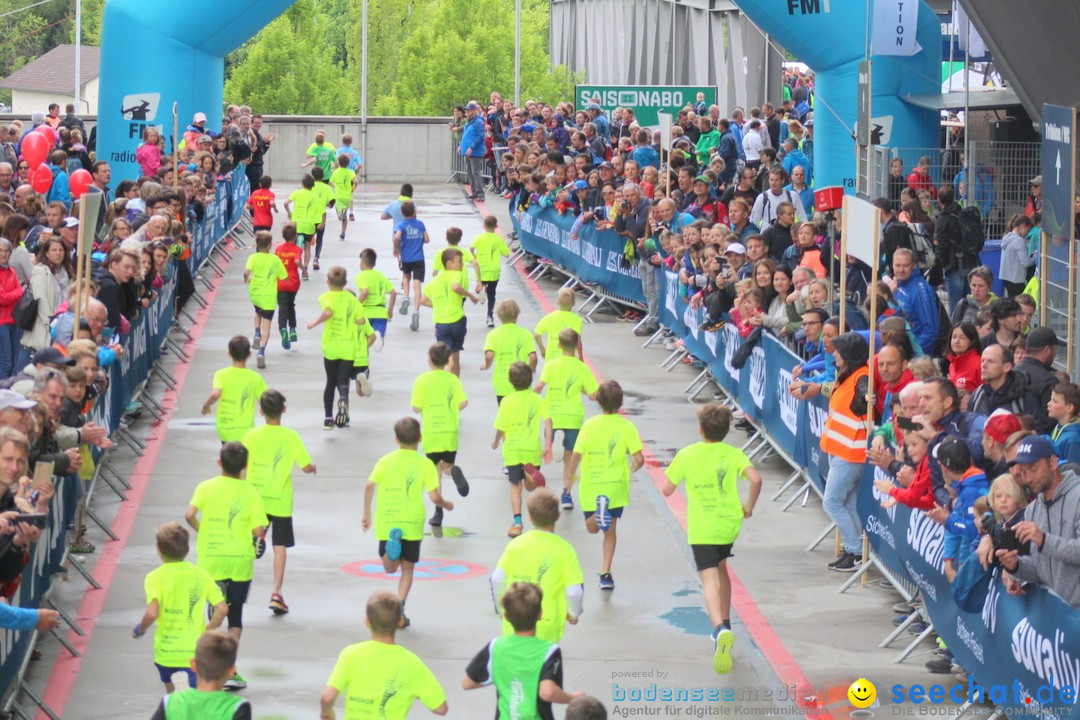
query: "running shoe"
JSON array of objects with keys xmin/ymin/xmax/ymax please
[
  {"xmin": 595, "ymin": 495, "xmax": 613, "ymax": 531},
  {"xmin": 254, "ymin": 536, "xmax": 266, "ymax": 559},
  {"xmin": 324, "ymin": 418, "xmax": 334, "ymax": 431},
  {"xmin": 280, "ymin": 328, "xmax": 291, "ymax": 349},
  {"xmin": 252, "ymin": 333, "xmax": 261, "ymax": 350},
  {"xmin": 399, "ymin": 298, "xmax": 410, "ymax": 316},
  {"xmin": 398, "ymin": 613, "xmax": 411, "ymax": 629},
  {"xmin": 525, "ymin": 464, "xmax": 546, "ymax": 488},
  {"xmin": 385, "ymin": 528, "xmax": 403, "ymax": 562},
  {"xmin": 302, "ymin": 267, "xmax": 309, "ymax": 281},
  {"xmin": 598, "ymin": 572, "xmax": 614, "ymax": 590},
  {"xmin": 335, "ymin": 397, "xmax": 350, "ymax": 428},
  {"xmin": 68, "ymin": 539, "xmax": 96, "ymax": 554},
  {"xmin": 713, "ymin": 628, "xmax": 734, "ymax": 674},
  {"xmin": 429, "ymin": 506, "xmax": 443, "ymax": 527},
  {"xmin": 349, "ymin": 211, "xmax": 355, "ymax": 221},
  {"xmin": 451, "ymin": 466, "xmax": 470, "ymax": 497},
  {"xmin": 560, "ymin": 490, "xmax": 574, "ymax": 510},
  {"xmin": 357, "ymin": 374, "xmax": 373, "ymax": 397},
  {"xmin": 508, "ymin": 523, "xmax": 523, "ymax": 538},
  {"xmin": 486, "ymin": 315, "xmax": 495, "ymax": 328},
  {"xmin": 225, "ymin": 673, "xmax": 247, "ymax": 691},
  {"xmin": 289, "ymin": 328, "xmax": 298, "ymax": 342},
  {"xmin": 339, "ymin": 232, "xmax": 345, "ymax": 240},
  {"xmin": 312, "ymin": 258, "xmax": 321, "ymax": 271},
  {"xmin": 269, "ymin": 593, "xmax": 289, "ymax": 615},
  {"xmin": 410, "ymin": 312, "xmax": 419, "ymax": 332},
  {"xmin": 374, "ymin": 332, "xmax": 384, "ymax": 352},
  {"xmin": 256, "ymin": 353, "xmax": 266, "ymax": 369}
]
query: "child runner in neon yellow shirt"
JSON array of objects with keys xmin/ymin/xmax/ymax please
[
  {"xmin": 201, "ymin": 336, "xmax": 267, "ymax": 443},
  {"xmin": 534, "ymin": 328, "xmax": 598, "ymax": 511},
  {"xmin": 134, "ymin": 523, "xmax": 227, "ymax": 694},
  {"xmin": 242, "ymin": 390, "xmax": 316, "ymax": 616},
  {"xmin": 309, "ymin": 166, "xmax": 335, "ymax": 272},
  {"xmin": 490, "ymin": 490, "xmax": 584, "ymax": 644},
  {"xmin": 329, "ymin": 154, "xmax": 357, "ymax": 241},
  {"xmin": 284, "ymin": 173, "xmax": 318, "ymax": 281},
  {"xmin": 422, "ymin": 247, "xmax": 479, "ymax": 378},
  {"xmin": 464, "ymin": 582, "xmax": 583, "ymax": 717},
  {"xmin": 410, "ymin": 342, "xmax": 470, "ymax": 527},
  {"xmin": 567, "ymin": 381, "xmax": 643, "ymax": 592},
  {"xmin": 480, "ymin": 299, "xmax": 537, "ymax": 404},
  {"xmin": 185, "ymin": 443, "xmax": 268, "ymax": 691},
  {"xmin": 469, "ymin": 214, "xmax": 511, "ymax": 327},
  {"xmin": 150, "ymin": 632, "xmax": 251, "ymax": 720},
  {"xmin": 320, "ymin": 591, "xmax": 448, "ymax": 720},
  {"xmin": 493, "ymin": 362, "xmax": 547, "ymax": 537},
  {"xmin": 661, "ymin": 403, "xmax": 762, "ymax": 675},
  {"xmin": 533, "ymin": 287, "xmax": 584, "ymax": 362},
  {"xmin": 432, "ymin": 226, "xmax": 481, "ymax": 293},
  {"xmin": 356, "ymin": 247, "xmax": 396, "ymax": 348},
  {"xmin": 244, "ymin": 231, "xmax": 287, "ymax": 369},
  {"xmin": 352, "ymin": 315, "xmax": 376, "ymax": 398},
  {"xmin": 362, "ymin": 417, "xmax": 453, "ymax": 628},
  {"xmin": 308, "ymin": 266, "xmax": 366, "ymax": 430}
]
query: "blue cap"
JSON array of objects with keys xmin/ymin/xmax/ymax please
[
  {"xmin": 572, "ymin": 180, "xmax": 588, "ymax": 190},
  {"xmin": 1008, "ymin": 435, "xmax": 1056, "ymax": 466}
]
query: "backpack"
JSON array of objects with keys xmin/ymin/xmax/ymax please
[
  {"xmin": 906, "ymin": 222, "xmax": 937, "ymax": 274},
  {"xmin": 955, "ymin": 205, "xmax": 986, "ymax": 258}
]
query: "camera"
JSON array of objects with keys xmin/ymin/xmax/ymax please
[{"xmin": 998, "ymin": 527, "xmax": 1031, "ymax": 556}]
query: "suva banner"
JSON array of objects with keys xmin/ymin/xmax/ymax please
[{"xmin": 576, "ymin": 85, "xmax": 717, "ymax": 127}]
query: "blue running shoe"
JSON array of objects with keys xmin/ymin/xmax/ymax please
[
  {"xmin": 386, "ymin": 528, "xmax": 403, "ymax": 562},
  {"xmin": 560, "ymin": 490, "xmax": 573, "ymax": 510}
]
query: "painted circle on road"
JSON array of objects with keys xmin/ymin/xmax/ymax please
[{"xmin": 342, "ymin": 558, "xmax": 489, "ymax": 581}]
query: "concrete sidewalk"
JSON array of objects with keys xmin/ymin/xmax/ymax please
[{"xmin": 23, "ymin": 183, "xmax": 948, "ymax": 720}]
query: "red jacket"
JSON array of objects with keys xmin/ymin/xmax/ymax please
[
  {"xmin": 888, "ymin": 455, "xmax": 936, "ymax": 510},
  {"xmin": 0, "ymin": 265, "xmax": 24, "ymax": 325},
  {"xmin": 948, "ymin": 348, "xmax": 983, "ymax": 393}
]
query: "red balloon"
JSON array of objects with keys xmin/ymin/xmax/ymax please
[
  {"xmin": 33, "ymin": 125, "xmax": 56, "ymax": 146},
  {"xmin": 30, "ymin": 163, "xmax": 52, "ymax": 194},
  {"xmin": 69, "ymin": 168, "xmax": 92, "ymax": 199},
  {"xmin": 20, "ymin": 132, "xmax": 49, "ymax": 169}
]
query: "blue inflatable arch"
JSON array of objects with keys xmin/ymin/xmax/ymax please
[
  {"xmin": 733, "ymin": 0, "xmax": 942, "ymax": 191},
  {"xmin": 97, "ymin": 0, "xmax": 297, "ymax": 181}
]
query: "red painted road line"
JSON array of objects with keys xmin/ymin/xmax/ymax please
[
  {"xmin": 39, "ymin": 247, "xmax": 230, "ymax": 719},
  {"xmin": 473, "ymin": 192, "xmax": 835, "ymax": 720}
]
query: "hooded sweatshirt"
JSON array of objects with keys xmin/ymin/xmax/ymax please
[{"xmin": 1012, "ymin": 469, "xmax": 1080, "ymax": 609}]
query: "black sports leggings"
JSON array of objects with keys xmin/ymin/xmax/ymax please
[
  {"xmin": 483, "ymin": 279, "xmax": 499, "ymax": 317},
  {"xmin": 315, "ymin": 224, "xmax": 326, "ymax": 259},
  {"xmin": 323, "ymin": 358, "xmax": 352, "ymax": 417},
  {"xmin": 277, "ymin": 291, "xmax": 297, "ymax": 330}
]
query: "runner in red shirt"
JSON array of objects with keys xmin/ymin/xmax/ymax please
[
  {"xmin": 247, "ymin": 175, "xmax": 278, "ymax": 231},
  {"xmin": 275, "ymin": 223, "xmax": 303, "ymax": 348}
]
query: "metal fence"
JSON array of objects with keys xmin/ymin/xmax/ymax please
[{"xmin": 870, "ymin": 142, "xmax": 1041, "ymax": 240}]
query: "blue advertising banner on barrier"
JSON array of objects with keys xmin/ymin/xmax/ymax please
[
  {"xmin": 0, "ymin": 172, "xmax": 250, "ymax": 700},
  {"xmin": 512, "ymin": 225, "xmax": 1080, "ymax": 718}
]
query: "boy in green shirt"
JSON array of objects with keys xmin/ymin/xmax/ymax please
[
  {"xmin": 535, "ymin": 329, "xmax": 598, "ymax": 511},
  {"xmin": 302, "ymin": 129, "xmax": 337, "ymax": 177},
  {"xmin": 464, "ymin": 582, "xmax": 583, "ymax": 719},
  {"xmin": 309, "ymin": 166, "xmax": 335, "ymax": 272},
  {"xmin": 242, "ymin": 390, "xmax": 316, "ymax": 616},
  {"xmin": 469, "ymin": 215, "xmax": 511, "ymax": 328},
  {"xmin": 432, "ymin": 227, "xmax": 481, "ymax": 293},
  {"xmin": 329, "ymin": 154, "xmax": 357, "ymax": 240},
  {"xmin": 493, "ymin": 362, "xmax": 548, "ymax": 537},
  {"xmin": 308, "ymin": 266, "xmax": 366, "ymax": 430},
  {"xmin": 243, "ymin": 231, "xmax": 287, "ymax": 369},
  {"xmin": 185, "ymin": 443, "xmax": 269, "ymax": 691},
  {"xmin": 480, "ymin": 299, "xmax": 537, "ymax": 403},
  {"xmin": 411, "ymin": 342, "xmax": 471, "ymax": 527},
  {"xmin": 284, "ymin": 173, "xmax": 317, "ymax": 281},
  {"xmin": 201, "ymin": 336, "xmax": 267, "ymax": 444},
  {"xmin": 134, "ymin": 523, "xmax": 228, "ymax": 694},
  {"xmin": 362, "ymin": 418, "xmax": 454, "ymax": 628},
  {"xmin": 534, "ymin": 287, "xmax": 584, "ymax": 362},
  {"xmin": 320, "ymin": 591, "xmax": 448, "ymax": 720},
  {"xmin": 567, "ymin": 381, "xmax": 644, "ymax": 591},
  {"xmin": 421, "ymin": 247, "xmax": 479, "ymax": 378},
  {"xmin": 490, "ymin": 490, "xmax": 584, "ymax": 644},
  {"xmin": 661, "ymin": 403, "xmax": 762, "ymax": 675},
  {"xmin": 150, "ymin": 631, "xmax": 251, "ymax": 720},
  {"xmin": 355, "ymin": 248, "xmax": 396, "ymax": 349}
]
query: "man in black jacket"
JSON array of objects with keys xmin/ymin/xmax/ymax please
[
  {"xmin": 934, "ymin": 186, "xmax": 978, "ymax": 310},
  {"xmin": 1014, "ymin": 326, "xmax": 1062, "ymax": 433},
  {"xmin": 968, "ymin": 344, "xmax": 1038, "ymax": 417}
]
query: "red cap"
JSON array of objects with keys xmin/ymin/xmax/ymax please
[{"xmin": 984, "ymin": 410, "xmax": 1022, "ymax": 444}]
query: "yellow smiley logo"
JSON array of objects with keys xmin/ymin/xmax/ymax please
[{"xmin": 848, "ymin": 678, "xmax": 876, "ymax": 709}]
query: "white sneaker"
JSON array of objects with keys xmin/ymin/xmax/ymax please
[
  {"xmin": 374, "ymin": 332, "xmax": 384, "ymax": 352},
  {"xmin": 357, "ymin": 374, "xmax": 373, "ymax": 397}
]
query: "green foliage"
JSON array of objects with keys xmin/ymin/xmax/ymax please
[{"xmin": 223, "ymin": 0, "xmax": 353, "ymax": 115}]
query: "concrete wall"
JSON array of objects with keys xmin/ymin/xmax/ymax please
[
  {"xmin": 258, "ymin": 116, "xmax": 455, "ymax": 185},
  {"xmin": 12, "ymin": 78, "xmax": 99, "ymax": 116}
]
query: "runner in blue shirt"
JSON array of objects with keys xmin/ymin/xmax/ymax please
[{"xmin": 393, "ymin": 200, "xmax": 430, "ymax": 332}]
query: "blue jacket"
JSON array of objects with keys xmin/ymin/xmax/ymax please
[
  {"xmin": 717, "ymin": 132, "xmax": 738, "ymax": 184},
  {"xmin": 945, "ymin": 468, "xmax": 989, "ymax": 543},
  {"xmin": 593, "ymin": 113, "xmax": 611, "ymax": 143},
  {"xmin": 631, "ymin": 145, "xmax": 659, "ymax": 170},
  {"xmin": 730, "ymin": 123, "xmax": 746, "ymax": 160},
  {"xmin": 46, "ymin": 165, "xmax": 71, "ymax": 210},
  {"xmin": 929, "ymin": 410, "xmax": 987, "ymax": 507},
  {"xmin": 893, "ymin": 273, "xmax": 939, "ymax": 353},
  {"xmin": 1051, "ymin": 421, "xmax": 1080, "ymax": 465},
  {"xmin": 0, "ymin": 602, "xmax": 39, "ymax": 631},
  {"xmin": 459, "ymin": 115, "xmax": 486, "ymax": 158},
  {"xmin": 782, "ymin": 149, "xmax": 813, "ymax": 185}
]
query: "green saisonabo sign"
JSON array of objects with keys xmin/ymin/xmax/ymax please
[{"xmin": 576, "ymin": 85, "xmax": 718, "ymax": 127}]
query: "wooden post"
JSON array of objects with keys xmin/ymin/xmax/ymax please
[
  {"xmin": 74, "ymin": 195, "xmax": 86, "ymax": 329},
  {"xmin": 172, "ymin": 102, "xmax": 180, "ymax": 193},
  {"xmin": 839, "ymin": 199, "xmax": 849, "ymax": 333}
]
